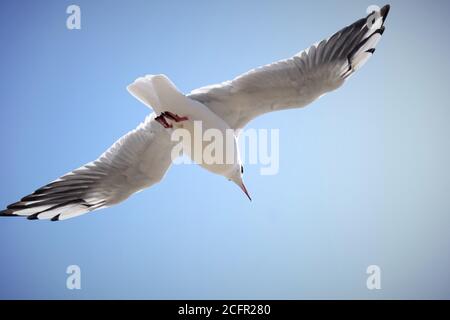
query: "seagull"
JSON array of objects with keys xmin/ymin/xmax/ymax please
[{"xmin": 0, "ymin": 5, "xmax": 390, "ymax": 221}]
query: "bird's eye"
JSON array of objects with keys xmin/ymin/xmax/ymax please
[{"xmin": 240, "ymin": 166, "xmax": 244, "ymax": 174}]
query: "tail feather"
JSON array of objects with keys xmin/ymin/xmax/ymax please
[
  {"xmin": 127, "ymin": 74, "xmax": 187, "ymax": 114},
  {"xmin": 127, "ymin": 75, "xmax": 161, "ymax": 110}
]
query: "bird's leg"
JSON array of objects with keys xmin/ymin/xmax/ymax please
[
  {"xmin": 155, "ymin": 114, "xmax": 173, "ymax": 128},
  {"xmin": 162, "ymin": 111, "xmax": 189, "ymax": 122},
  {"xmin": 155, "ymin": 112, "xmax": 189, "ymax": 129}
]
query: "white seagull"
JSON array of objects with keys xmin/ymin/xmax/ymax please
[{"xmin": 0, "ymin": 5, "xmax": 390, "ymax": 221}]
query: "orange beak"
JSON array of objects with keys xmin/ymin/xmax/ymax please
[{"xmin": 240, "ymin": 183, "xmax": 252, "ymax": 202}]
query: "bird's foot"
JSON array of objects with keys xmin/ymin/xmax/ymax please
[
  {"xmin": 155, "ymin": 114, "xmax": 173, "ymax": 128},
  {"xmin": 162, "ymin": 111, "xmax": 189, "ymax": 123},
  {"xmin": 155, "ymin": 112, "xmax": 189, "ymax": 128}
]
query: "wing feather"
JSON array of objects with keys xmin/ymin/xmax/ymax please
[
  {"xmin": 188, "ymin": 5, "xmax": 390, "ymax": 129},
  {"xmin": 0, "ymin": 114, "xmax": 175, "ymax": 221}
]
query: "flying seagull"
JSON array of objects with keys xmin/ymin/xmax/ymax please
[{"xmin": 0, "ymin": 5, "xmax": 390, "ymax": 221}]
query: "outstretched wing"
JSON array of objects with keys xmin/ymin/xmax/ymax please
[
  {"xmin": 188, "ymin": 5, "xmax": 390, "ymax": 129},
  {"xmin": 0, "ymin": 114, "xmax": 174, "ymax": 221}
]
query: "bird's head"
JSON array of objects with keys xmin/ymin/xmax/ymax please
[{"xmin": 227, "ymin": 164, "xmax": 251, "ymax": 201}]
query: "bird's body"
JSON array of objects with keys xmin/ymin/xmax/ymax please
[
  {"xmin": 0, "ymin": 5, "xmax": 390, "ymax": 221},
  {"xmin": 128, "ymin": 75, "xmax": 242, "ymax": 178}
]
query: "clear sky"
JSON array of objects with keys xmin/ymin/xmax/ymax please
[{"xmin": 1, "ymin": 0, "xmax": 449, "ymax": 299}]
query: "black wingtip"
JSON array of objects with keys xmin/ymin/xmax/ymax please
[
  {"xmin": 7, "ymin": 201, "xmax": 29, "ymax": 210},
  {"xmin": 381, "ymin": 4, "xmax": 390, "ymax": 22},
  {"xmin": 0, "ymin": 209, "xmax": 18, "ymax": 217},
  {"xmin": 51, "ymin": 214, "xmax": 61, "ymax": 222}
]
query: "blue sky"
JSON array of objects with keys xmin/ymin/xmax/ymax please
[{"xmin": 1, "ymin": 0, "xmax": 450, "ymax": 299}]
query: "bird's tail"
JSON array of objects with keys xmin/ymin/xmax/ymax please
[
  {"xmin": 127, "ymin": 75, "xmax": 162, "ymax": 110},
  {"xmin": 127, "ymin": 74, "xmax": 186, "ymax": 113}
]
